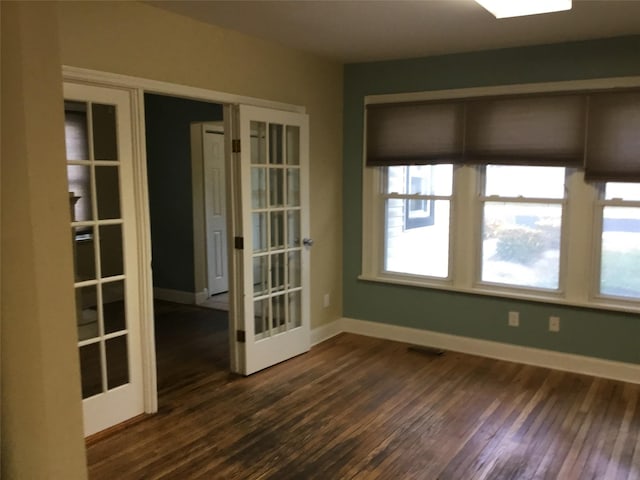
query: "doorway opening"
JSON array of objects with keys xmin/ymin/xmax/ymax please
[{"xmin": 143, "ymin": 93, "xmax": 231, "ymax": 400}]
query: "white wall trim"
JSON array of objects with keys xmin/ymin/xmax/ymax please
[
  {"xmin": 319, "ymin": 317, "xmax": 640, "ymax": 385},
  {"xmin": 365, "ymin": 75, "xmax": 640, "ymax": 105},
  {"xmin": 310, "ymin": 320, "xmax": 342, "ymax": 346},
  {"xmin": 153, "ymin": 287, "xmax": 198, "ymax": 305},
  {"xmin": 62, "ymin": 66, "xmax": 306, "ymax": 113},
  {"xmin": 195, "ymin": 290, "xmax": 210, "ymax": 305}
]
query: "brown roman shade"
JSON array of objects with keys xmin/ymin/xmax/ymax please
[
  {"xmin": 585, "ymin": 91, "xmax": 640, "ymax": 182},
  {"xmin": 464, "ymin": 94, "xmax": 586, "ymax": 166},
  {"xmin": 366, "ymin": 101, "xmax": 464, "ymax": 166},
  {"xmin": 365, "ymin": 88, "xmax": 640, "ymax": 183}
]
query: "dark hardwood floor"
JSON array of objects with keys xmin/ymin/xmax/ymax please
[{"xmin": 87, "ymin": 302, "xmax": 640, "ymax": 479}]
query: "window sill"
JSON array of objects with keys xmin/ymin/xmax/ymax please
[{"xmin": 357, "ymin": 273, "xmax": 640, "ymax": 315}]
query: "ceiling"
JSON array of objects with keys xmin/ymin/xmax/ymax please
[{"xmin": 148, "ymin": 1, "xmax": 640, "ymax": 63}]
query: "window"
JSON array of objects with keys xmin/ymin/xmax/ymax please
[
  {"xmin": 384, "ymin": 165, "xmax": 452, "ymax": 278},
  {"xmin": 361, "ymin": 80, "xmax": 640, "ymax": 312},
  {"xmin": 480, "ymin": 166, "xmax": 565, "ymax": 290},
  {"xmin": 404, "ymin": 168, "xmax": 436, "ymax": 229},
  {"xmin": 597, "ymin": 183, "xmax": 640, "ymax": 301}
]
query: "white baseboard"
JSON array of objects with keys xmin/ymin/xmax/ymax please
[
  {"xmin": 310, "ymin": 319, "xmax": 342, "ymax": 346},
  {"xmin": 195, "ymin": 289, "xmax": 209, "ymax": 305},
  {"xmin": 153, "ymin": 287, "xmax": 198, "ymax": 305},
  {"xmin": 333, "ymin": 317, "xmax": 640, "ymax": 385}
]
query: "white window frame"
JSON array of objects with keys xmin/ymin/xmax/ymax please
[
  {"xmin": 592, "ymin": 183, "xmax": 640, "ymax": 307},
  {"xmin": 381, "ymin": 165, "xmax": 454, "ymax": 281},
  {"xmin": 360, "ymin": 76, "xmax": 640, "ymax": 314},
  {"xmin": 475, "ymin": 165, "xmax": 569, "ymax": 296}
]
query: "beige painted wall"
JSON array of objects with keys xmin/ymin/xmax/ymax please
[
  {"xmin": 1, "ymin": 2, "xmax": 341, "ymax": 476},
  {"xmin": 1, "ymin": 2, "xmax": 87, "ymax": 478},
  {"xmin": 57, "ymin": 1, "xmax": 344, "ymax": 329}
]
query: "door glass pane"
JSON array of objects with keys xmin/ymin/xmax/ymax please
[
  {"xmin": 269, "ymin": 124, "xmax": 284, "ymax": 165},
  {"xmin": 252, "ymin": 213, "xmax": 267, "ymax": 252},
  {"xmin": 79, "ymin": 342, "xmax": 103, "ymax": 399},
  {"xmin": 288, "ymin": 291, "xmax": 301, "ymax": 328},
  {"xmin": 287, "ymin": 210, "xmax": 300, "ymax": 248},
  {"xmin": 270, "ymin": 211, "xmax": 284, "ymax": 250},
  {"xmin": 288, "ymin": 251, "xmax": 301, "ymax": 288},
  {"xmin": 253, "ymin": 256, "xmax": 268, "ymax": 296},
  {"xmin": 95, "ymin": 166, "xmax": 121, "ymax": 219},
  {"xmin": 254, "ymin": 298, "xmax": 268, "ymax": 336},
  {"xmin": 92, "ymin": 103, "xmax": 118, "ymax": 161},
  {"xmin": 271, "ymin": 294, "xmax": 286, "ymax": 333},
  {"xmin": 482, "ymin": 202, "xmax": 562, "ymax": 289},
  {"xmin": 286, "ymin": 126, "xmax": 300, "ymax": 165},
  {"xmin": 251, "ymin": 121, "xmax": 267, "ymax": 164},
  {"xmin": 100, "ymin": 224, "xmax": 124, "ymax": 277},
  {"xmin": 251, "ymin": 167, "xmax": 267, "ymax": 209},
  {"xmin": 73, "ymin": 226, "xmax": 96, "ymax": 281},
  {"xmin": 106, "ymin": 335, "xmax": 129, "ymax": 389},
  {"xmin": 103, "ymin": 280, "xmax": 126, "ymax": 334},
  {"xmin": 65, "ymin": 101, "xmax": 89, "ymax": 161},
  {"xmin": 600, "ymin": 206, "xmax": 640, "ymax": 299},
  {"xmin": 287, "ymin": 169, "xmax": 300, "ymax": 206},
  {"xmin": 271, "ymin": 253, "xmax": 285, "ymax": 292},
  {"xmin": 269, "ymin": 169, "xmax": 284, "ymax": 207},
  {"xmin": 77, "ymin": 285, "xmax": 99, "ymax": 341},
  {"xmin": 67, "ymin": 165, "xmax": 93, "ymax": 222}
]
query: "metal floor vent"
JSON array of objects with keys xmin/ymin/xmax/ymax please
[{"xmin": 408, "ymin": 345, "xmax": 445, "ymax": 356}]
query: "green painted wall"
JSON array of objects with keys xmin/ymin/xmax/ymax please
[
  {"xmin": 145, "ymin": 93, "xmax": 223, "ymax": 292},
  {"xmin": 343, "ymin": 36, "xmax": 640, "ymax": 364}
]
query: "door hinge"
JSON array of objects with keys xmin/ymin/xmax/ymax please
[
  {"xmin": 236, "ymin": 330, "xmax": 246, "ymax": 343},
  {"xmin": 232, "ymin": 139, "xmax": 241, "ymax": 153},
  {"xmin": 234, "ymin": 236, "xmax": 244, "ymax": 250}
]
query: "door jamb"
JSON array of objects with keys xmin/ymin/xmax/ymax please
[{"xmin": 62, "ymin": 65, "xmax": 306, "ymax": 411}]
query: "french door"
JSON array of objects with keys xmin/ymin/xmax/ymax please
[
  {"xmin": 235, "ymin": 105, "xmax": 311, "ymax": 375},
  {"xmin": 64, "ymin": 82, "xmax": 144, "ymax": 436}
]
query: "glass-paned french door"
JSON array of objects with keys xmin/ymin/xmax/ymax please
[
  {"xmin": 237, "ymin": 105, "xmax": 310, "ymax": 375},
  {"xmin": 64, "ymin": 82, "xmax": 143, "ymax": 436}
]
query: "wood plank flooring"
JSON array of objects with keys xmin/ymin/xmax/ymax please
[{"xmin": 87, "ymin": 302, "xmax": 640, "ymax": 479}]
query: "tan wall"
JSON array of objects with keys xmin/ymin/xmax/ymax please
[
  {"xmin": 1, "ymin": 2, "xmax": 88, "ymax": 478},
  {"xmin": 57, "ymin": 0, "xmax": 344, "ymax": 329},
  {"xmin": 1, "ymin": 2, "xmax": 342, "ymax": 475}
]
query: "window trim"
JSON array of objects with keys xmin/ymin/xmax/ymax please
[
  {"xmin": 361, "ymin": 76, "xmax": 640, "ymax": 314},
  {"xmin": 475, "ymin": 165, "xmax": 569, "ymax": 294},
  {"xmin": 592, "ymin": 185, "xmax": 640, "ymax": 305},
  {"xmin": 381, "ymin": 165, "xmax": 452, "ymax": 279}
]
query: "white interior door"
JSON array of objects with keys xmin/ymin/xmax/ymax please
[
  {"xmin": 236, "ymin": 105, "xmax": 311, "ymax": 375},
  {"xmin": 202, "ymin": 124, "xmax": 229, "ymax": 295},
  {"xmin": 64, "ymin": 82, "xmax": 144, "ymax": 436}
]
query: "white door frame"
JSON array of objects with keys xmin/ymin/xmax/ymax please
[{"xmin": 62, "ymin": 66, "xmax": 306, "ymax": 415}]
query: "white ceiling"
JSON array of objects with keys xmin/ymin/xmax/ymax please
[{"xmin": 148, "ymin": 0, "xmax": 640, "ymax": 63}]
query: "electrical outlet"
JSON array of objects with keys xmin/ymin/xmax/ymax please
[
  {"xmin": 323, "ymin": 293, "xmax": 331, "ymax": 308},
  {"xmin": 549, "ymin": 316, "xmax": 560, "ymax": 332},
  {"xmin": 508, "ymin": 311, "xmax": 519, "ymax": 327}
]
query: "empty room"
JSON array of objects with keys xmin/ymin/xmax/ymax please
[{"xmin": 3, "ymin": 1, "xmax": 640, "ymax": 479}]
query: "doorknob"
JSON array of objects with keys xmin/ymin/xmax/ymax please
[{"xmin": 302, "ymin": 238, "xmax": 314, "ymax": 247}]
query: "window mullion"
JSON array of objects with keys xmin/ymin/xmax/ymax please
[
  {"xmin": 451, "ymin": 165, "xmax": 477, "ymax": 289},
  {"xmin": 563, "ymin": 171, "xmax": 598, "ymax": 303}
]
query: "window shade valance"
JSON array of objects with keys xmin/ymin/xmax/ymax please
[
  {"xmin": 465, "ymin": 95, "xmax": 585, "ymax": 166},
  {"xmin": 365, "ymin": 88, "xmax": 640, "ymax": 182},
  {"xmin": 366, "ymin": 102, "xmax": 464, "ymax": 166},
  {"xmin": 585, "ymin": 91, "xmax": 640, "ymax": 182}
]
